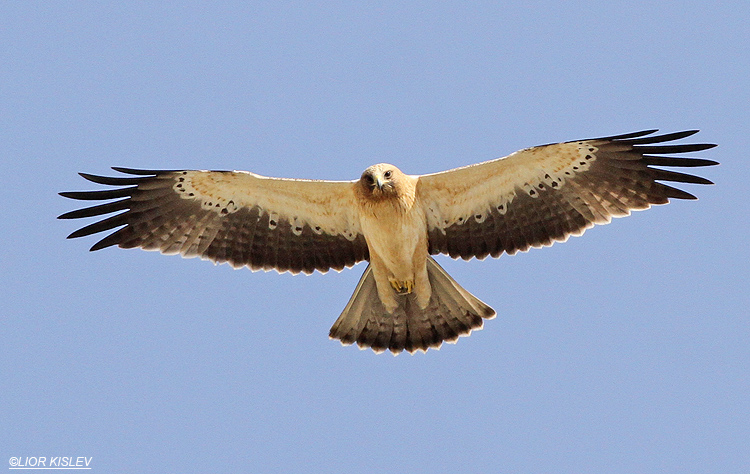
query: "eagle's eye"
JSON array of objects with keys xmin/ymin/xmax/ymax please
[
  {"xmin": 363, "ymin": 174, "xmax": 374, "ymax": 184},
  {"xmin": 383, "ymin": 170, "xmax": 392, "ymax": 179}
]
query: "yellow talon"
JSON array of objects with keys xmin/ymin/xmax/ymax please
[{"xmin": 389, "ymin": 279, "xmax": 414, "ymax": 295}]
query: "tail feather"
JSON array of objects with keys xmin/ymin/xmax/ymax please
[
  {"xmin": 329, "ymin": 257, "xmax": 496, "ymax": 354},
  {"xmin": 388, "ymin": 308, "xmax": 408, "ymax": 352},
  {"xmin": 330, "ymin": 266, "xmax": 378, "ymax": 346}
]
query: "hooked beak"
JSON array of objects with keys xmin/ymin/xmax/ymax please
[{"xmin": 374, "ymin": 176, "xmax": 385, "ymax": 190}]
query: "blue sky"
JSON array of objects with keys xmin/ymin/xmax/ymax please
[{"xmin": 2, "ymin": 2, "xmax": 748, "ymax": 473}]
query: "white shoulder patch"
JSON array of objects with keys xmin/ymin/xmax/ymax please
[{"xmin": 173, "ymin": 171, "xmax": 241, "ymax": 216}]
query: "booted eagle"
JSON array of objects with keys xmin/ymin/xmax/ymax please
[{"xmin": 60, "ymin": 130, "xmax": 717, "ymax": 354}]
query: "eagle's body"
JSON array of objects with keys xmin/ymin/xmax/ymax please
[
  {"xmin": 60, "ymin": 130, "xmax": 717, "ymax": 354},
  {"xmin": 354, "ymin": 164, "xmax": 430, "ymax": 310}
]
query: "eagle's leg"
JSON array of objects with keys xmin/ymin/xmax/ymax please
[
  {"xmin": 389, "ymin": 266, "xmax": 432, "ymax": 309},
  {"xmin": 389, "ymin": 278, "xmax": 414, "ymax": 295},
  {"xmin": 368, "ymin": 254, "xmax": 400, "ymax": 313}
]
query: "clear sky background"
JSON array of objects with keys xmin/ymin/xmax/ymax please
[{"xmin": 2, "ymin": 2, "xmax": 748, "ymax": 473}]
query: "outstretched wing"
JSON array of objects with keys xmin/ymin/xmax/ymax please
[
  {"xmin": 419, "ymin": 130, "xmax": 718, "ymax": 260},
  {"xmin": 59, "ymin": 168, "xmax": 369, "ymax": 274}
]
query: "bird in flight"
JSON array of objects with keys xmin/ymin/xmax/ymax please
[{"xmin": 60, "ymin": 130, "xmax": 717, "ymax": 354}]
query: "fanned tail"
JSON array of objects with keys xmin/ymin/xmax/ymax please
[{"xmin": 329, "ymin": 257, "xmax": 496, "ymax": 354}]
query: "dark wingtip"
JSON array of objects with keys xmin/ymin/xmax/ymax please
[
  {"xmin": 66, "ymin": 228, "xmax": 90, "ymax": 239},
  {"xmin": 591, "ymin": 129, "xmax": 659, "ymax": 141},
  {"xmin": 78, "ymin": 172, "xmax": 142, "ymax": 185},
  {"xmin": 111, "ymin": 167, "xmax": 160, "ymax": 175},
  {"xmin": 662, "ymin": 186, "xmax": 699, "ymax": 200},
  {"xmin": 595, "ymin": 130, "xmax": 718, "ymax": 152},
  {"xmin": 111, "ymin": 167, "xmax": 182, "ymax": 175},
  {"xmin": 626, "ymin": 129, "xmax": 700, "ymax": 144},
  {"xmin": 643, "ymin": 156, "xmax": 719, "ymax": 168},
  {"xmin": 89, "ymin": 240, "xmax": 115, "ymax": 252},
  {"xmin": 689, "ymin": 157, "xmax": 719, "ymax": 166},
  {"xmin": 57, "ymin": 200, "xmax": 130, "ymax": 220}
]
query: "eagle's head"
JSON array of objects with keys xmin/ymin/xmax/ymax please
[{"xmin": 359, "ymin": 163, "xmax": 403, "ymax": 199}]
